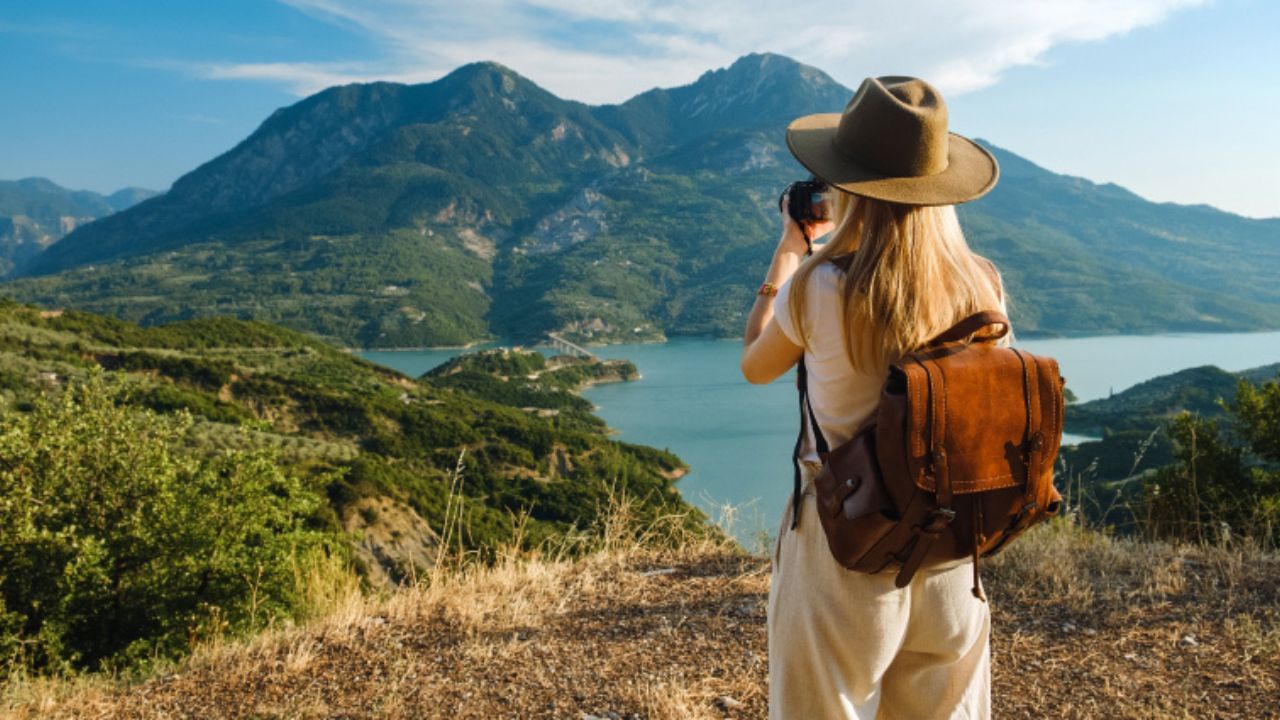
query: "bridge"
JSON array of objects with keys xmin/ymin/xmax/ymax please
[{"xmin": 545, "ymin": 333, "xmax": 597, "ymax": 360}]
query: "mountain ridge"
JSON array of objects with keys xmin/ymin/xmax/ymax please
[{"xmin": 5, "ymin": 53, "xmax": 1279, "ymax": 346}]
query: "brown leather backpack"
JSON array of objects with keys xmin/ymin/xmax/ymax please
[{"xmin": 792, "ymin": 310, "xmax": 1064, "ymax": 600}]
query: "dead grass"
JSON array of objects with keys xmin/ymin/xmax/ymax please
[
  {"xmin": 4, "ymin": 514, "xmax": 1277, "ymax": 719},
  {"xmin": 983, "ymin": 518, "xmax": 1280, "ymax": 719}
]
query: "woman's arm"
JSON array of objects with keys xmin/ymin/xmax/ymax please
[{"xmin": 740, "ymin": 205, "xmax": 831, "ymax": 384}]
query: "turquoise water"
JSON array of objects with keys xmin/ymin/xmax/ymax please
[
  {"xmin": 358, "ymin": 341, "xmax": 507, "ymax": 377},
  {"xmin": 359, "ymin": 330, "xmax": 1280, "ymax": 543}
]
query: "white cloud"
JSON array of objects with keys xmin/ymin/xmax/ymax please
[
  {"xmin": 187, "ymin": 0, "xmax": 1207, "ymax": 102},
  {"xmin": 198, "ymin": 61, "xmax": 373, "ymax": 95}
]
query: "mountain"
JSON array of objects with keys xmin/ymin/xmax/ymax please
[
  {"xmin": 104, "ymin": 186, "xmax": 159, "ymax": 211},
  {"xmin": 0, "ymin": 178, "xmax": 158, "ymax": 275},
  {"xmin": 6, "ymin": 53, "xmax": 1279, "ymax": 347},
  {"xmin": 965, "ymin": 149, "xmax": 1280, "ymax": 335}
]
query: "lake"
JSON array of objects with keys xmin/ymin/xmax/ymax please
[{"xmin": 360, "ymin": 330, "xmax": 1280, "ymax": 545}]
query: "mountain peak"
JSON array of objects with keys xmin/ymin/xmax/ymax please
[
  {"xmin": 696, "ymin": 52, "xmax": 842, "ymax": 91},
  {"xmin": 444, "ymin": 60, "xmax": 521, "ymax": 84},
  {"xmin": 602, "ymin": 52, "xmax": 850, "ymax": 147},
  {"xmin": 726, "ymin": 52, "xmax": 798, "ymax": 73},
  {"xmin": 14, "ymin": 177, "xmax": 63, "ymax": 193},
  {"xmin": 436, "ymin": 59, "xmax": 548, "ymax": 101}
]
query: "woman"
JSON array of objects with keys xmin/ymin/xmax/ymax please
[{"xmin": 741, "ymin": 76, "xmax": 1005, "ymax": 719}]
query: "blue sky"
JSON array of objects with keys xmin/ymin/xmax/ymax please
[{"xmin": 2, "ymin": 0, "xmax": 1277, "ymax": 217}]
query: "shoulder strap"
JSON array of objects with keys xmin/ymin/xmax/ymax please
[
  {"xmin": 799, "ymin": 359, "xmax": 831, "ymax": 457},
  {"xmin": 790, "ymin": 357, "xmax": 830, "ymax": 529},
  {"xmin": 929, "ymin": 310, "xmax": 1010, "ymax": 346}
]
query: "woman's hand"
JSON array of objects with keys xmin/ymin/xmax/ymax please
[
  {"xmin": 778, "ymin": 196, "xmax": 835, "ymax": 257},
  {"xmin": 740, "ymin": 192, "xmax": 835, "ymax": 381}
]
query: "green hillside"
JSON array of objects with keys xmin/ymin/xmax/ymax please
[
  {"xmin": 1066, "ymin": 363, "xmax": 1280, "ymax": 436},
  {"xmin": 0, "ymin": 301, "xmax": 701, "ymax": 671},
  {"xmin": 5, "ymin": 54, "xmax": 1279, "ymax": 346},
  {"xmin": 1060, "ymin": 361, "xmax": 1280, "ymax": 529},
  {"xmin": 967, "ymin": 148, "xmax": 1280, "ymax": 334},
  {"xmin": 0, "ymin": 301, "xmax": 696, "ymax": 579}
]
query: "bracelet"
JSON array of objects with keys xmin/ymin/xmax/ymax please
[{"xmin": 758, "ymin": 282, "xmax": 779, "ymax": 297}]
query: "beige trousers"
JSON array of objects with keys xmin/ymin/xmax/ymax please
[{"xmin": 768, "ymin": 466, "xmax": 991, "ymax": 719}]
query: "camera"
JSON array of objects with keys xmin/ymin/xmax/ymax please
[{"xmin": 779, "ymin": 177, "xmax": 829, "ymax": 244}]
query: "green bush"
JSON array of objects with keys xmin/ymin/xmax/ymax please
[
  {"xmin": 1142, "ymin": 377, "xmax": 1280, "ymax": 546},
  {"xmin": 0, "ymin": 373, "xmax": 342, "ymax": 673}
]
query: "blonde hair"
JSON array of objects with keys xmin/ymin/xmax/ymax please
[{"xmin": 788, "ymin": 191, "xmax": 1006, "ymax": 372}]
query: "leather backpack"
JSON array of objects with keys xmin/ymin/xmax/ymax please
[{"xmin": 792, "ymin": 310, "xmax": 1064, "ymax": 600}]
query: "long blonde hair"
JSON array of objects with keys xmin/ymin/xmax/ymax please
[{"xmin": 788, "ymin": 191, "xmax": 1006, "ymax": 372}]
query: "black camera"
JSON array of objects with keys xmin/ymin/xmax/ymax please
[{"xmin": 778, "ymin": 177, "xmax": 829, "ymax": 245}]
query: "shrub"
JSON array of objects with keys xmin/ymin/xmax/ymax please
[
  {"xmin": 1142, "ymin": 376, "xmax": 1280, "ymax": 547},
  {"xmin": 0, "ymin": 373, "xmax": 343, "ymax": 673}
]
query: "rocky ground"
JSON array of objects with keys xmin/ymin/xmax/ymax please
[{"xmin": 5, "ymin": 521, "xmax": 1278, "ymax": 719}]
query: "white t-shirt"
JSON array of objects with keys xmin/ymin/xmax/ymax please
[{"xmin": 774, "ymin": 262, "xmax": 887, "ymax": 462}]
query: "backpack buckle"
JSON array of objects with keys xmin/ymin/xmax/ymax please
[
  {"xmin": 931, "ymin": 507, "xmax": 956, "ymax": 522},
  {"xmin": 916, "ymin": 507, "xmax": 956, "ymax": 536}
]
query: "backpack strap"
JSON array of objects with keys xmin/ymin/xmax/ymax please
[
  {"xmin": 929, "ymin": 311, "xmax": 1010, "ymax": 346},
  {"xmin": 895, "ymin": 353, "xmax": 956, "ymax": 589},
  {"xmin": 1007, "ymin": 347, "xmax": 1045, "ymax": 533},
  {"xmin": 790, "ymin": 357, "xmax": 831, "ymax": 530}
]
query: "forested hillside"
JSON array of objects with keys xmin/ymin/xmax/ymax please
[
  {"xmin": 1061, "ymin": 361, "xmax": 1280, "ymax": 538},
  {"xmin": 6, "ymin": 54, "xmax": 1279, "ymax": 346},
  {"xmin": 0, "ymin": 301, "xmax": 696, "ymax": 672}
]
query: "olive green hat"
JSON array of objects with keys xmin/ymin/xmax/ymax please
[{"xmin": 786, "ymin": 76, "xmax": 998, "ymax": 205}]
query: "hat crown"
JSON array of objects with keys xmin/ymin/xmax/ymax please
[{"xmin": 834, "ymin": 76, "xmax": 950, "ymax": 178}]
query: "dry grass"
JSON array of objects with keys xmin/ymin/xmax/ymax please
[
  {"xmin": 4, "ymin": 513, "xmax": 1278, "ymax": 719},
  {"xmin": 984, "ymin": 518, "xmax": 1280, "ymax": 719}
]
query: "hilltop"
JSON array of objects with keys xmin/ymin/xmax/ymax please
[
  {"xmin": 5, "ymin": 54, "xmax": 1279, "ymax": 346},
  {"xmin": 1067, "ymin": 362, "xmax": 1280, "ymax": 437},
  {"xmin": 7, "ymin": 520, "xmax": 1278, "ymax": 719},
  {"xmin": 1061, "ymin": 360, "xmax": 1280, "ymax": 481}
]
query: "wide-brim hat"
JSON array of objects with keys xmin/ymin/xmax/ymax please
[{"xmin": 786, "ymin": 76, "xmax": 998, "ymax": 206}]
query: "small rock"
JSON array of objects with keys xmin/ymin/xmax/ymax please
[{"xmin": 715, "ymin": 695, "xmax": 745, "ymax": 710}]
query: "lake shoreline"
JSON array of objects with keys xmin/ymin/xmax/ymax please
[
  {"xmin": 346, "ymin": 325, "xmax": 1280, "ymax": 353},
  {"xmin": 363, "ymin": 331, "xmax": 1280, "ymax": 543}
]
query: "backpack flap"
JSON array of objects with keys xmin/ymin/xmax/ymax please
[{"xmin": 888, "ymin": 343, "xmax": 1061, "ymax": 496}]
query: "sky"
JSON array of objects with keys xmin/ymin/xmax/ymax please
[{"xmin": 1, "ymin": 0, "xmax": 1277, "ymax": 218}]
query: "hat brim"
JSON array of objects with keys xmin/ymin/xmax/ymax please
[{"xmin": 786, "ymin": 113, "xmax": 999, "ymax": 206}]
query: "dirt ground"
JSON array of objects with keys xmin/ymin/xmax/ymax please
[{"xmin": 6, "ymin": 523, "xmax": 1279, "ymax": 719}]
